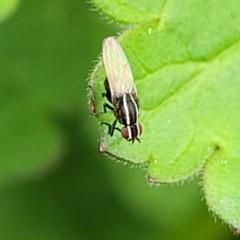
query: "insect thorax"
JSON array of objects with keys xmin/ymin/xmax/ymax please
[{"xmin": 114, "ymin": 93, "xmax": 139, "ymax": 126}]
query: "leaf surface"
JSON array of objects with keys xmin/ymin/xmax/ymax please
[{"xmin": 90, "ymin": 0, "xmax": 240, "ymax": 230}]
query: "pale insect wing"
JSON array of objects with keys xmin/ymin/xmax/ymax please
[
  {"xmin": 102, "ymin": 37, "xmax": 117, "ymax": 98},
  {"xmin": 102, "ymin": 37, "xmax": 137, "ymax": 98},
  {"xmin": 117, "ymin": 41, "xmax": 138, "ymax": 95}
]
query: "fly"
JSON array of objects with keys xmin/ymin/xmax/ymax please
[{"xmin": 101, "ymin": 37, "xmax": 143, "ymax": 143}]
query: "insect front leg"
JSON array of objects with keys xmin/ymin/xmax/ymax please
[
  {"xmin": 103, "ymin": 103, "xmax": 114, "ymax": 113},
  {"xmin": 101, "ymin": 119, "xmax": 120, "ymax": 136}
]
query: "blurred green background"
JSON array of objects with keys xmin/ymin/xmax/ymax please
[{"xmin": 0, "ymin": 0, "xmax": 238, "ymax": 239}]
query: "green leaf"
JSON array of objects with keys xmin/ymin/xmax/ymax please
[
  {"xmin": 91, "ymin": 0, "xmax": 167, "ymax": 24},
  {"xmin": 204, "ymin": 151, "xmax": 240, "ymax": 233},
  {"xmin": 0, "ymin": 0, "xmax": 19, "ymax": 23},
  {"xmin": 89, "ymin": 0, "xmax": 240, "ymax": 230}
]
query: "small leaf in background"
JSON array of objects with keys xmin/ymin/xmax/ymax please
[
  {"xmin": 0, "ymin": 0, "xmax": 19, "ymax": 23},
  {"xmin": 91, "ymin": 0, "xmax": 166, "ymax": 23},
  {"xmin": 89, "ymin": 0, "xmax": 240, "ymax": 231}
]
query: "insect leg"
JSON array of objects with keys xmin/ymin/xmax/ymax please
[
  {"xmin": 101, "ymin": 119, "xmax": 120, "ymax": 136},
  {"xmin": 103, "ymin": 103, "xmax": 114, "ymax": 113}
]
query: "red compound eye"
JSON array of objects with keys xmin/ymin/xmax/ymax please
[
  {"xmin": 121, "ymin": 127, "xmax": 130, "ymax": 140},
  {"xmin": 121, "ymin": 124, "xmax": 143, "ymax": 142}
]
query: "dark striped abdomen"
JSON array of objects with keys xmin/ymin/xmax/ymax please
[{"xmin": 114, "ymin": 93, "xmax": 139, "ymax": 126}]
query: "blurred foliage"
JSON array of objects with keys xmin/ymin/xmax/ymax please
[
  {"xmin": 0, "ymin": 0, "xmax": 19, "ymax": 23},
  {"xmin": 0, "ymin": 0, "xmax": 238, "ymax": 239}
]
